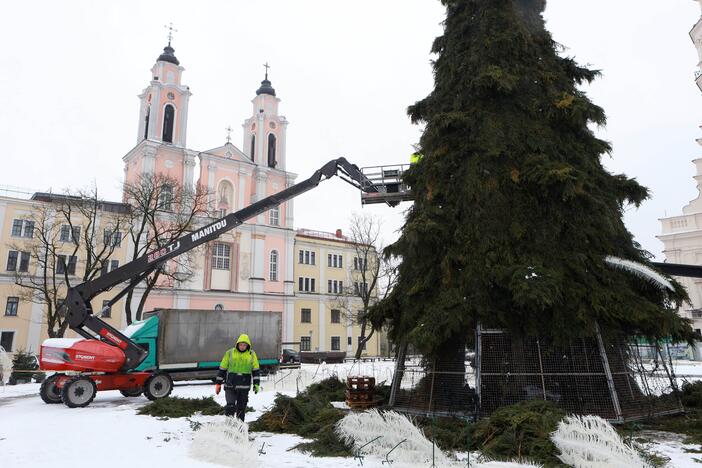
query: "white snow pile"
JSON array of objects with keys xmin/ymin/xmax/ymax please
[
  {"xmin": 335, "ymin": 410, "xmax": 542, "ymax": 468},
  {"xmin": 0, "ymin": 346, "xmax": 11, "ymax": 384},
  {"xmin": 189, "ymin": 417, "xmax": 260, "ymax": 467},
  {"xmin": 551, "ymin": 415, "xmax": 652, "ymax": 468}
]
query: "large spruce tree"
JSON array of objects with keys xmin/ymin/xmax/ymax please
[{"xmin": 372, "ymin": 0, "xmax": 694, "ymax": 363}]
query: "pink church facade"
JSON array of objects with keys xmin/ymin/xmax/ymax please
[{"xmin": 122, "ymin": 43, "xmax": 296, "ymax": 342}]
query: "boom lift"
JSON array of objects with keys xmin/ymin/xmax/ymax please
[{"xmin": 39, "ymin": 158, "xmax": 387, "ymax": 407}]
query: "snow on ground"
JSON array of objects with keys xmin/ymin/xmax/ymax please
[
  {"xmin": 640, "ymin": 431, "xmax": 702, "ymax": 468},
  {"xmin": 3, "ymin": 360, "xmax": 702, "ymax": 467},
  {"xmin": 0, "ymin": 362, "xmax": 410, "ymax": 468}
]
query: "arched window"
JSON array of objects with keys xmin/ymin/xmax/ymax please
[
  {"xmin": 267, "ymin": 134, "xmax": 277, "ymax": 168},
  {"xmin": 143, "ymin": 107, "xmax": 150, "ymax": 140},
  {"xmin": 250, "ymin": 134, "xmax": 256, "ymax": 160},
  {"xmin": 162, "ymin": 104, "xmax": 175, "ymax": 143},
  {"xmin": 269, "ymin": 250, "xmax": 278, "ymax": 281}
]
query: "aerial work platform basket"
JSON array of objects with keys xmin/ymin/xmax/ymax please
[{"xmin": 360, "ymin": 164, "xmax": 413, "ymax": 206}]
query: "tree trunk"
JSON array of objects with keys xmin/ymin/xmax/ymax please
[
  {"xmin": 355, "ymin": 319, "xmax": 375, "ymax": 359},
  {"xmin": 429, "ymin": 333, "xmax": 468, "ymax": 412}
]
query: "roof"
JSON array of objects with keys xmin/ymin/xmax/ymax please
[{"xmin": 157, "ymin": 44, "xmax": 180, "ymax": 66}]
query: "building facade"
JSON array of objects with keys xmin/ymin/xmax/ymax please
[
  {"xmin": 122, "ymin": 42, "xmax": 297, "ymax": 347},
  {"xmin": 658, "ymin": 3, "xmax": 702, "ymax": 357},
  {"xmin": 0, "ymin": 193, "xmax": 131, "ymax": 354},
  {"xmin": 0, "ymin": 41, "xmax": 387, "ymax": 359},
  {"xmin": 293, "ymin": 228, "xmax": 386, "ymax": 357}
]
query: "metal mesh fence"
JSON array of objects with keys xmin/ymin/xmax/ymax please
[
  {"xmin": 389, "ymin": 353, "xmax": 477, "ymax": 419},
  {"xmin": 387, "ymin": 326, "xmax": 683, "ymax": 423},
  {"xmin": 477, "ymin": 327, "xmax": 683, "ymax": 423}
]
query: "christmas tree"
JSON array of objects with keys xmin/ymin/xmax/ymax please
[{"xmin": 372, "ymin": 0, "xmax": 695, "ymax": 365}]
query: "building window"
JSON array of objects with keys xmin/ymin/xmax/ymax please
[
  {"xmin": 143, "ymin": 107, "xmax": 150, "ymax": 140},
  {"xmin": 100, "ymin": 260, "xmax": 119, "ymax": 276},
  {"xmin": 103, "ymin": 230, "xmax": 122, "ymax": 247},
  {"xmin": 162, "ymin": 104, "xmax": 175, "ymax": 143},
  {"xmin": 219, "ymin": 208, "xmax": 227, "ymax": 218},
  {"xmin": 60, "ymin": 225, "xmax": 81, "ymax": 243},
  {"xmin": 269, "ymin": 250, "xmax": 278, "ymax": 281},
  {"xmin": 212, "ymin": 243, "xmax": 231, "ymax": 270},
  {"xmin": 0, "ymin": 331, "xmax": 14, "ymax": 352},
  {"xmin": 19, "ymin": 252, "xmax": 30, "ymax": 272},
  {"xmin": 11, "ymin": 219, "xmax": 22, "ymax": 236},
  {"xmin": 354, "ymin": 282, "xmax": 369, "ymax": 296},
  {"xmin": 57, "ymin": 255, "xmax": 77, "ymax": 275},
  {"xmin": 5, "ymin": 297, "xmax": 19, "ymax": 316},
  {"xmin": 11, "ymin": 219, "xmax": 34, "ymax": 238},
  {"xmin": 347, "ymin": 336, "xmax": 352, "ymax": 346},
  {"xmin": 301, "ymin": 308, "xmax": 311, "ymax": 323},
  {"xmin": 250, "ymin": 134, "xmax": 256, "ymax": 160},
  {"xmin": 298, "ymin": 277, "xmax": 315, "ymax": 292},
  {"xmin": 328, "ymin": 254, "xmax": 343, "ymax": 268},
  {"xmin": 101, "ymin": 300, "xmax": 112, "ymax": 318},
  {"xmin": 354, "ymin": 257, "xmax": 367, "ymax": 271},
  {"xmin": 331, "ymin": 309, "xmax": 341, "ymax": 324},
  {"xmin": 331, "ymin": 336, "xmax": 340, "ymax": 351},
  {"xmin": 159, "ymin": 184, "xmax": 174, "ymax": 212},
  {"xmin": 267, "ymin": 133, "xmax": 277, "ymax": 168},
  {"xmin": 214, "ymin": 304, "xmax": 224, "ymax": 311},
  {"xmin": 327, "ymin": 280, "xmax": 343, "ymax": 294},
  {"xmin": 269, "ymin": 206, "xmax": 279, "ymax": 226},
  {"xmin": 6, "ymin": 251, "xmax": 17, "ymax": 271},
  {"xmin": 300, "ymin": 336, "xmax": 311, "ymax": 351},
  {"xmin": 7, "ymin": 251, "xmax": 30, "ymax": 272},
  {"xmin": 299, "ymin": 250, "xmax": 315, "ymax": 265}
]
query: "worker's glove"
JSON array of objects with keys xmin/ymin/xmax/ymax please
[
  {"xmin": 253, "ymin": 384, "xmax": 260, "ymax": 394},
  {"xmin": 215, "ymin": 384, "xmax": 221, "ymax": 395}
]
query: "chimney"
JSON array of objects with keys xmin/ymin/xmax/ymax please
[{"xmin": 335, "ymin": 229, "xmax": 343, "ymax": 238}]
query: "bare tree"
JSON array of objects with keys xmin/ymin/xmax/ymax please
[
  {"xmin": 333, "ymin": 214, "xmax": 398, "ymax": 359},
  {"xmin": 11, "ymin": 187, "xmax": 127, "ymax": 337},
  {"xmin": 122, "ymin": 173, "xmax": 209, "ymax": 324}
]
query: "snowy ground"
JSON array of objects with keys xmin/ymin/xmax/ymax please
[
  {"xmin": 0, "ymin": 361, "xmax": 403, "ymax": 468},
  {"xmin": 2, "ymin": 360, "xmax": 702, "ymax": 467}
]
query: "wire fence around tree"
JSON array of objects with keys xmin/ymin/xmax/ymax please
[{"xmin": 388, "ymin": 324, "xmax": 684, "ymax": 424}]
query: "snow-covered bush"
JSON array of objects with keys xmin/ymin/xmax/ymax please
[
  {"xmin": 551, "ymin": 415, "xmax": 652, "ymax": 467},
  {"xmin": 190, "ymin": 417, "xmax": 260, "ymax": 467}
]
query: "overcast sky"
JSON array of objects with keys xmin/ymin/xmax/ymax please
[{"xmin": 0, "ymin": 1, "xmax": 700, "ymax": 259}]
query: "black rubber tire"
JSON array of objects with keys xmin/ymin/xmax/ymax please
[
  {"xmin": 143, "ymin": 372, "xmax": 173, "ymax": 401},
  {"xmin": 39, "ymin": 374, "xmax": 63, "ymax": 404},
  {"xmin": 61, "ymin": 376, "xmax": 97, "ymax": 408},
  {"xmin": 119, "ymin": 387, "xmax": 143, "ymax": 397}
]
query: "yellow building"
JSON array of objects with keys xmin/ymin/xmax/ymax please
[
  {"xmin": 0, "ymin": 191, "xmax": 130, "ymax": 357},
  {"xmin": 293, "ymin": 228, "xmax": 388, "ymax": 357}
]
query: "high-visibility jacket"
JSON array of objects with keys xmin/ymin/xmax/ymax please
[
  {"xmin": 216, "ymin": 333, "xmax": 260, "ymax": 390},
  {"xmin": 410, "ymin": 152, "xmax": 423, "ymax": 164}
]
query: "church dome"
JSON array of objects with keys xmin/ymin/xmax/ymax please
[
  {"xmin": 256, "ymin": 78, "xmax": 276, "ymax": 96},
  {"xmin": 157, "ymin": 44, "xmax": 180, "ymax": 66}
]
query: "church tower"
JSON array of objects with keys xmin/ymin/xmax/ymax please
[
  {"xmin": 123, "ymin": 35, "xmax": 197, "ymax": 191},
  {"xmin": 242, "ymin": 66, "xmax": 289, "ymax": 171},
  {"xmin": 136, "ymin": 40, "xmax": 192, "ymax": 147}
]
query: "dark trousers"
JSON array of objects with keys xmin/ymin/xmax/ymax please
[{"xmin": 224, "ymin": 387, "xmax": 249, "ymax": 421}]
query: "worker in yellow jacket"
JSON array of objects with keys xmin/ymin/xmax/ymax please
[{"xmin": 215, "ymin": 334, "xmax": 260, "ymax": 421}]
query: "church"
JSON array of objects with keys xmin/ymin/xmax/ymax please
[
  {"xmin": 123, "ymin": 40, "xmax": 297, "ymax": 343},
  {"xmin": 0, "ymin": 38, "xmax": 386, "ymax": 358}
]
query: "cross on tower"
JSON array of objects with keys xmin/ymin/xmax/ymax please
[
  {"xmin": 225, "ymin": 125, "xmax": 233, "ymax": 144},
  {"xmin": 164, "ymin": 22, "xmax": 177, "ymax": 45},
  {"xmin": 263, "ymin": 62, "xmax": 270, "ymax": 80}
]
